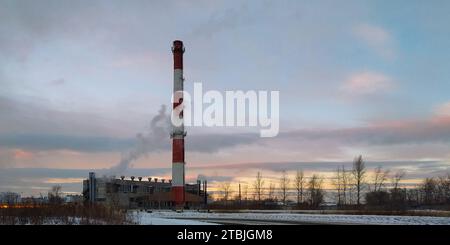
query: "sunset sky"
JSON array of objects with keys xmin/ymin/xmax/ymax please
[{"xmin": 1, "ymin": 0, "xmax": 450, "ymax": 196}]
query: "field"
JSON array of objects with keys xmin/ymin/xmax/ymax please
[{"xmin": 133, "ymin": 210, "xmax": 450, "ymax": 225}]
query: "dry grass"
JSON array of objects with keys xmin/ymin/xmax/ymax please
[
  {"xmin": 274, "ymin": 209, "xmax": 450, "ymax": 217},
  {"xmin": 0, "ymin": 203, "xmax": 135, "ymax": 225},
  {"xmin": 316, "ymin": 209, "xmax": 450, "ymax": 217}
]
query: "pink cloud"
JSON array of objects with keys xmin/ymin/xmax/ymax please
[
  {"xmin": 13, "ymin": 149, "xmax": 33, "ymax": 159},
  {"xmin": 434, "ymin": 101, "xmax": 450, "ymax": 117},
  {"xmin": 341, "ymin": 71, "xmax": 393, "ymax": 94}
]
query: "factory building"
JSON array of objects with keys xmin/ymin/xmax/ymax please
[
  {"xmin": 83, "ymin": 172, "xmax": 207, "ymax": 209},
  {"xmin": 0, "ymin": 192, "xmax": 21, "ymax": 205}
]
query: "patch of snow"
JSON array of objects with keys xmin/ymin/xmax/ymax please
[{"xmin": 132, "ymin": 211, "xmax": 217, "ymax": 225}]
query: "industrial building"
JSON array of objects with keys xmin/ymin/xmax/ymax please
[
  {"xmin": 83, "ymin": 40, "xmax": 208, "ymax": 209},
  {"xmin": 83, "ymin": 173, "xmax": 207, "ymax": 209},
  {"xmin": 0, "ymin": 192, "xmax": 21, "ymax": 205}
]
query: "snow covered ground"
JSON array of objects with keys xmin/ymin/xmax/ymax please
[
  {"xmin": 131, "ymin": 211, "xmax": 217, "ymax": 225},
  {"xmin": 134, "ymin": 210, "xmax": 450, "ymax": 225}
]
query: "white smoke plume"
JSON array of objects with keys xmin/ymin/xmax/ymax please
[{"xmin": 108, "ymin": 105, "xmax": 171, "ymax": 175}]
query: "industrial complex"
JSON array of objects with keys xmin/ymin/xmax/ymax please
[
  {"xmin": 82, "ymin": 173, "xmax": 206, "ymax": 209},
  {"xmin": 82, "ymin": 40, "xmax": 207, "ymax": 209}
]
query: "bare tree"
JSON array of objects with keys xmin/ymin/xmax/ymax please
[
  {"xmin": 279, "ymin": 171, "xmax": 290, "ymax": 205},
  {"xmin": 308, "ymin": 174, "xmax": 324, "ymax": 208},
  {"xmin": 219, "ymin": 182, "xmax": 232, "ymax": 205},
  {"xmin": 267, "ymin": 182, "xmax": 276, "ymax": 201},
  {"xmin": 341, "ymin": 165, "xmax": 349, "ymax": 205},
  {"xmin": 391, "ymin": 170, "xmax": 406, "ymax": 191},
  {"xmin": 437, "ymin": 174, "xmax": 450, "ymax": 204},
  {"xmin": 331, "ymin": 165, "xmax": 352, "ymax": 205},
  {"xmin": 406, "ymin": 188, "xmax": 420, "ymax": 206},
  {"xmin": 352, "ymin": 155, "xmax": 366, "ymax": 206},
  {"xmin": 294, "ymin": 170, "xmax": 305, "ymax": 206},
  {"xmin": 422, "ymin": 178, "xmax": 437, "ymax": 205},
  {"xmin": 372, "ymin": 166, "xmax": 390, "ymax": 192},
  {"xmin": 242, "ymin": 184, "xmax": 248, "ymax": 201},
  {"xmin": 332, "ymin": 167, "xmax": 343, "ymax": 205},
  {"xmin": 253, "ymin": 172, "xmax": 265, "ymax": 203},
  {"xmin": 48, "ymin": 185, "xmax": 63, "ymax": 204},
  {"xmin": 333, "ymin": 166, "xmax": 353, "ymax": 206}
]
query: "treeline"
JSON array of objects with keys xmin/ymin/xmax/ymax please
[
  {"xmin": 211, "ymin": 155, "xmax": 450, "ymax": 210},
  {"xmin": 366, "ymin": 176, "xmax": 450, "ymax": 209}
]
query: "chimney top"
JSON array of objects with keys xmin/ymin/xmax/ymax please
[{"xmin": 172, "ymin": 40, "xmax": 184, "ymax": 53}]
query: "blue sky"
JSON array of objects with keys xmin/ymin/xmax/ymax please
[{"xmin": 1, "ymin": 0, "xmax": 450, "ymax": 195}]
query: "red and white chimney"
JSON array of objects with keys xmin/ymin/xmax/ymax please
[{"xmin": 171, "ymin": 40, "xmax": 186, "ymax": 207}]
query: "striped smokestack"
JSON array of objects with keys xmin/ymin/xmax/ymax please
[{"xmin": 171, "ymin": 40, "xmax": 185, "ymax": 207}]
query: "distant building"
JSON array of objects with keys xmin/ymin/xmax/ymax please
[
  {"xmin": 319, "ymin": 202, "xmax": 338, "ymax": 209},
  {"xmin": 0, "ymin": 192, "xmax": 21, "ymax": 204},
  {"xmin": 82, "ymin": 172, "xmax": 207, "ymax": 209},
  {"xmin": 20, "ymin": 196, "xmax": 48, "ymax": 204},
  {"xmin": 64, "ymin": 194, "xmax": 84, "ymax": 203}
]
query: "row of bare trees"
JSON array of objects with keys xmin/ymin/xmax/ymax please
[
  {"xmin": 217, "ymin": 156, "xmax": 367, "ymax": 207},
  {"xmin": 363, "ymin": 174, "xmax": 450, "ymax": 210},
  {"xmin": 217, "ymin": 170, "xmax": 324, "ymax": 208},
  {"xmin": 214, "ymin": 155, "xmax": 450, "ymax": 210},
  {"xmin": 420, "ymin": 176, "xmax": 450, "ymax": 205},
  {"xmin": 253, "ymin": 170, "xmax": 322, "ymax": 207},
  {"xmin": 261, "ymin": 171, "xmax": 306, "ymax": 205},
  {"xmin": 332, "ymin": 156, "xmax": 408, "ymax": 207}
]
